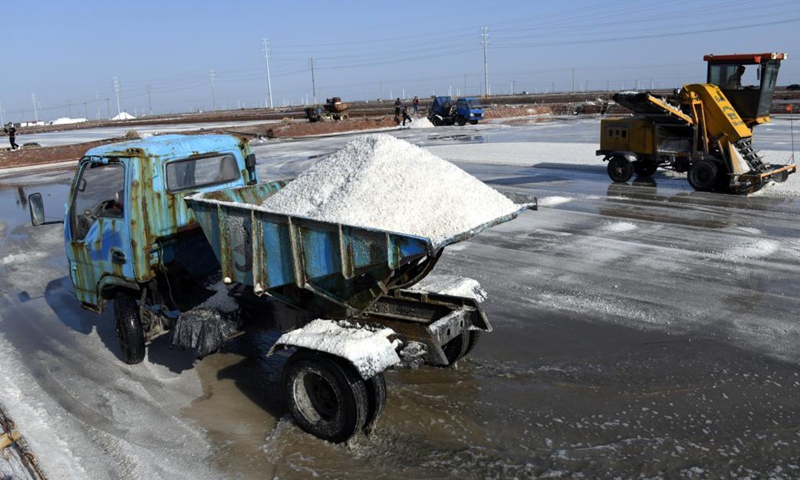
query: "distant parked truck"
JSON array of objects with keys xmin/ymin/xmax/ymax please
[{"xmin": 428, "ymin": 96, "xmax": 484, "ymax": 126}]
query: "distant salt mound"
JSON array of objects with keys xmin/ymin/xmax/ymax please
[
  {"xmin": 408, "ymin": 117, "xmax": 434, "ymax": 129},
  {"xmin": 260, "ymin": 134, "xmax": 520, "ymax": 245}
]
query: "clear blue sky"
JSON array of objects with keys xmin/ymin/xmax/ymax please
[{"xmin": 2, "ymin": 0, "xmax": 799, "ymax": 122}]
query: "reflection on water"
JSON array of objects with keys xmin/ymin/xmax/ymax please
[
  {"xmin": 0, "ymin": 182, "xmax": 69, "ymax": 228},
  {"xmin": 426, "ymin": 134, "xmax": 487, "ymax": 143}
]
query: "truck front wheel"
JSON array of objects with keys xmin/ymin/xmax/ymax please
[
  {"xmin": 283, "ymin": 350, "xmax": 368, "ymax": 443},
  {"xmin": 113, "ymin": 291, "xmax": 146, "ymax": 365},
  {"xmin": 456, "ymin": 115, "xmax": 467, "ymax": 126}
]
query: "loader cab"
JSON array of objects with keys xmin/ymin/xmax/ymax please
[{"xmin": 705, "ymin": 52, "xmax": 787, "ymax": 125}]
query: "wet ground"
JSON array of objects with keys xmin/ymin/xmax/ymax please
[{"xmin": 1, "ymin": 117, "xmax": 799, "ymax": 479}]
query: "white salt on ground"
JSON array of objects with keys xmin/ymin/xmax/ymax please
[{"xmin": 259, "ymin": 134, "xmax": 521, "ymax": 246}]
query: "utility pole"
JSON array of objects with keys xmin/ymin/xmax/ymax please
[
  {"xmin": 512, "ymin": 81, "xmax": 515, "ymax": 95},
  {"xmin": 147, "ymin": 85, "xmax": 153, "ymax": 115},
  {"xmin": 113, "ymin": 77, "xmax": 122, "ymax": 116},
  {"xmin": 262, "ymin": 38, "xmax": 274, "ymax": 108},
  {"xmin": 83, "ymin": 102, "xmax": 88, "ymax": 119},
  {"xmin": 309, "ymin": 57, "xmax": 317, "ymax": 104},
  {"xmin": 95, "ymin": 91, "xmax": 101, "ymax": 119},
  {"xmin": 481, "ymin": 27, "xmax": 489, "ymax": 99},
  {"xmin": 106, "ymin": 98, "xmax": 111, "ymax": 119},
  {"xmin": 209, "ymin": 70, "xmax": 217, "ymax": 111},
  {"xmin": 31, "ymin": 93, "xmax": 38, "ymax": 122},
  {"xmin": 572, "ymin": 68, "xmax": 575, "ymax": 93}
]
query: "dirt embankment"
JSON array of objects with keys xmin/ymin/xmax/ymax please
[{"xmin": 0, "ymin": 106, "xmax": 559, "ymax": 170}]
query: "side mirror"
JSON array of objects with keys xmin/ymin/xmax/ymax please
[
  {"xmin": 245, "ymin": 153, "xmax": 258, "ymax": 185},
  {"xmin": 29, "ymin": 193, "xmax": 45, "ymax": 226},
  {"xmin": 757, "ymin": 66, "xmax": 762, "ymax": 81}
]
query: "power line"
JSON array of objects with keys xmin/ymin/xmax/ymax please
[
  {"xmin": 209, "ymin": 69, "xmax": 217, "ymax": 111},
  {"xmin": 262, "ymin": 38, "xmax": 274, "ymax": 109},
  {"xmin": 481, "ymin": 27, "xmax": 489, "ymax": 98},
  {"xmin": 112, "ymin": 77, "xmax": 121, "ymax": 116}
]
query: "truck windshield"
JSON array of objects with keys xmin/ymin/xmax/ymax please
[
  {"xmin": 166, "ymin": 153, "xmax": 238, "ymax": 192},
  {"xmin": 467, "ymin": 99, "xmax": 482, "ymax": 108},
  {"xmin": 71, "ymin": 162, "xmax": 125, "ymax": 241}
]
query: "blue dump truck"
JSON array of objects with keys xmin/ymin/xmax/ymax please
[
  {"xmin": 29, "ymin": 134, "xmax": 534, "ymax": 442},
  {"xmin": 427, "ymin": 96, "xmax": 484, "ymax": 126}
]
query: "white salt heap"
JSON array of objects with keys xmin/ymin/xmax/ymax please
[{"xmin": 260, "ymin": 134, "xmax": 521, "ymax": 245}]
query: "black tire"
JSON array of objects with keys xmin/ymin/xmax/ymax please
[
  {"xmin": 463, "ymin": 330, "xmax": 482, "ymax": 357},
  {"xmin": 441, "ymin": 330, "xmax": 482, "ymax": 365},
  {"xmin": 364, "ymin": 372, "xmax": 387, "ymax": 433},
  {"xmin": 607, "ymin": 156, "xmax": 633, "ymax": 182},
  {"xmin": 688, "ymin": 159, "xmax": 720, "ymax": 191},
  {"xmin": 470, "ymin": 120, "xmax": 479, "ymax": 125},
  {"xmin": 113, "ymin": 291, "xmax": 146, "ymax": 365},
  {"xmin": 456, "ymin": 115, "xmax": 467, "ymax": 126},
  {"xmin": 774, "ymin": 170, "xmax": 789, "ymax": 183},
  {"xmin": 283, "ymin": 350, "xmax": 368, "ymax": 443},
  {"xmin": 431, "ymin": 117, "xmax": 442, "ymax": 126},
  {"xmin": 633, "ymin": 161, "xmax": 657, "ymax": 177}
]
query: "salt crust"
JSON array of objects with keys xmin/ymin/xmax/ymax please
[{"xmin": 274, "ymin": 319, "xmax": 401, "ymax": 379}]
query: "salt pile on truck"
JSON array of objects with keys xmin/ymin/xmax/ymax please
[{"xmin": 28, "ymin": 133, "xmax": 536, "ymax": 443}]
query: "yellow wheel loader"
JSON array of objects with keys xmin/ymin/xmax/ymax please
[{"xmin": 597, "ymin": 53, "xmax": 796, "ymax": 194}]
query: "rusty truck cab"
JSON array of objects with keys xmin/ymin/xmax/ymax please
[{"xmin": 50, "ymin": 134, "xmax": 257, "ymax": 312}]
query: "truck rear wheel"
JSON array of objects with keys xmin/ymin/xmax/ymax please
[
  {"xmin": 607, "ymin": 156, "xmax": 633, "ymax": 182},
  {"xmin": 431, "ymin": 117, "xmax": 442, "ymax": 126},
  {"xmin": 364, "ymin": 372, "xmax": 387, "ymax": 434},
  {"xmin": 688, "ymin": 160, "xmax": 720, "ymax": 191},
  {"xmin": 113, "ymin": 291, "xmax": 146, "ymax": 365},
  {"xmin": 283, "ymin": 350, "xmax": 368, "ymax": 443},
  {"xmin": 441, "ymin": 330, "xmax": 481, "ymax": 365},
  {"xmin": 456, "ymin": 116, "xmax": 467, "ymax": 126}
]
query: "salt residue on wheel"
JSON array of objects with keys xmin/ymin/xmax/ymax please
[{"xmin": 260, "ymin": 134, "xmax": 520, "ymax": 245}]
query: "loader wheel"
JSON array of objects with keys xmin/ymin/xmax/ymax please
[
  {"xmin": 688, "ymin": 160, "xmax": 720, "ymax": 192},
  {"xmin": 431, "ymin": 117, "xmax": 442, "ymax": 127},
  {"xmin": 633, "ymin": 161, "xmax": 657, "ymax": 177},
  {"xmin": 607, "ymin": 156, "xmax": 633, "ymax": 183},
  {"xmin": 113, "ymin": 291, "xmax": 146, "ymax": 365},
  {"xmin": 774, "ymin": 170, "xmax": 789, "ymax": 183},
  {"xmin": 283, "ymin": 350, "xmax": 368, "ymax": 443},
  {"xmin": 456, "ymin": 115, "xmax": 467, "ymax": 126}
]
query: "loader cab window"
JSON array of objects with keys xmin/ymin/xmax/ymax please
[
  {"xmin": 166, "ymin": 153, "xmax": 239, "ymax": 192},
  {"xmin": 710, "ymin": 64, "xmax": 755, "ymax": 90},
  {"xmin": 71, "ymin": 162, "xmax": 125, "ymax": 241}
]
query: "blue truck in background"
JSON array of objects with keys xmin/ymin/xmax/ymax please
[
  {"xmin": 28, "ymin": 133, "xmax": 533, "ymax": 443},
  {"xmin": 427, "ymin": 96, "xmax": 484, "ymax": 126}
]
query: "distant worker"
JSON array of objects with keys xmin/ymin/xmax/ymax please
[
  {"xmin": 4, "ymin": 122, "xmax": 18, "ymax": 151},
  {"xmin": 394, "ymin": 98, "xmax": 401, "ymax": 118},
  {"xmin": 728, "ymin": 65, "xmax": 745, "ymax": 89},
  {"xmin": 412, "ymin": 96, "xmax": 420, "ymax": 114},
  {"xmin": 402, "ymin": 106, "xmax": 413, "ymax": 126}
]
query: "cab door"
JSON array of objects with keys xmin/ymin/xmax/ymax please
[{"xmin": 65, "ymin": 159, "xmax": 134, "ymax": 309}]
